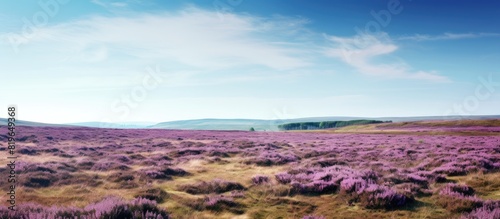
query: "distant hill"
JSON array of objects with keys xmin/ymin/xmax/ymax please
[
  {"xmin": 67, "ymin": 122, "xmax": 156, "ymax": 129},
  {"xmin": 150, "ymin": 118, "xmax": 277, "ymax": 130},
  {"xmin": 0, "ymin": 118, "xmax": 71, "ymax": 127},
  {"xmin": 2, "ymin": 115, "xmax": 500, "ymax": 130},
  {"xmin": 149, "ymin": 115, "xmax": 500, "ymax": 130}
]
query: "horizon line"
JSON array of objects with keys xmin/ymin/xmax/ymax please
[{"xmin": 3, "ymin": 114, "xmax": 500, "ymax": 126}]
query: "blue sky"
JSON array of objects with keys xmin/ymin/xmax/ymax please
[{"xmin": 1, "ymin": 0, "xmax": 499, "ymax": 124}]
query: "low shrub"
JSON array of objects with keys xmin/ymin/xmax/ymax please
[
  {"xmin": 107, "ymin": 172, "xmax": 135, "ymax": 183},
  {"xmin": 143, "ymin": 170, "xmax": 172, "ymax": 180},
  {"xmin": 291, "ymin": 180, "xmax": 337, "ymax": 195},
  {"xmin": 204, "ymin": 195, "xmax": 238, "ymax": 210},
  {"xmin": 257, "ymin": 184, "xmax": 295, "ymax": 197},
  {"xmin": 275, "ymin": 172, "xmax": 293, "ymax": 184},
  {"xmin": 161, "ymin": 167, "xmax": 189, "ymax": 176},
  {"xmin": 21, "ymin": 172, "xmax": 59, "ymax": 188},
  {"xmin": 18, "ymin": 147, "xmax": 39, "ymax": 155},
  {"xmin": 140, "ymin": 167, "xmax": 189, "ymax": 180},
  {"xmin": 251, "ymin": 175, "xmax": 270, "ymax": 185},
  {"xmin": 339, "ymin": 178, "xmax": 410, "ymax": 209},
  {"xmin": 437, "ymin": 196, "xmax": 483, "ymax": 213},
  {"xmin": 178, "ymin": 179, "xmax": 245, "ymax": 194},
  {"xmin": 393, "ymin": 183, "xmax": 432, "ymax": 197},
  {"xmin": 134, "ymin": 188, "xmax": 169, "ymax": 203},
  {"xmin": 314, "ymin": 158, "xmax": 348, "ymax": 167},
  {"xmin": 0, "ymin": 196, "xmax": 170, "ymax": 219},
  {"xmin": 57, "ymin": 173, "xmax": 102, "ymax": 187},
  {"xmin": 359, "ymin": 186, "xmax": 409, "ymax": 209},
  {"xmin": 77, "ymin": 160, "xmax": 95, "ymax": 170},
  {"xmin": 433, "ymin": 166, "xmax": 467, "ymax": 176},
  {"xmin": 94, "ymin": 197, "xmax": 170, "ymax": 219},
  {"xmin": 91, "ymin": 162, "xmax": 130, "ymax": 171},
  {"xmin": 460, "ymin": 201, "xmax": 500, "ymax": 219},
  {"xmin": 436, "ymin": 183, "xmax": 483, "ymax": 213},
  {"xmin": 110, "ymin": 155, "xmax": 132, "ymax": 164},
  {"xmin": 248, "ymin": 152, "xmax": 299, "ymax": 166},
  {"xmin": 186, "ymin": 194, "xmax": 244, "ymax": 214},
  {"xmin": 302, "ymin": 215, "xmax": 326, "ymax": 219}
]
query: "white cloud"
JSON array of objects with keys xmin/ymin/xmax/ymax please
[
  {"xmin": 324, "ymin": 33, "xmax": 450, "ymax": 82},
  {"xmin": 398, "ymin": 32, "xmax": 500, "ymax": 41},
  {"xmin": 6, "ymin": 8, "xmax": 310, "ymax": 71},
  {"xmin": 1, "ymin": 7, "xmax": 457, "ymax": 86}
]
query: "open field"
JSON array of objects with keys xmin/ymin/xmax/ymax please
[{"xmin": 0, "ymin": 121, "xmax": 499, "ymax": 218}]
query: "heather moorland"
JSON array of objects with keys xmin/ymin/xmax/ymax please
[{"xmin": 0, "ymin": 120, "xmax": 499, "ymax": 218}]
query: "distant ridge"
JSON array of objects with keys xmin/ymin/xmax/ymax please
[
  {"xmin": 0, "ymin": 118, "xmax": 72, "ymax": 127},
  {"xmin": 68, "ymin": 122, "xmax": 156, "ymax": 129},
  {"xmin": 1, "ymin": 115, "xmax": 500, "ymax": 130},
  {"xmin": 148, "ymin": 115, "xmax": 500, "ymax": 130}
]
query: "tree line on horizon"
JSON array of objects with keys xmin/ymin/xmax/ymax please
[{"xmin": 277, "ymin": 120, "xmax": 391, "ymax": 130}]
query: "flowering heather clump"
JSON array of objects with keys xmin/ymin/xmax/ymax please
[
  {"xmin": 275, "ymin": 166, "xmax": 381, "ymax": 196},
  {"xmin": 91, "ymin": 161, "xmax": 130, "ymax": 171},
  {"xmin": 437, "ymin": 183, "xmax": 484, "ymax": 212},
  {"xmin": 0, "ymin": 196, "xmax": 170, "ymax": 219},
  {"xmin": 204, "ymin": 195, "xmax": 237, "ymax": 209},
  {"xmin": 250, "ymin": 151, "xmax": 299, "ymax": 166},
  {"xmin": 359, "ymin": 185, "xmax": 409, "ymax": 209},
  {"xmin": 185, "ymin": 194, "xmax": 243, "ymax": 214},
  {"xmin": 433, "ymin": 164, "xmax": 467, "ymax": 176},
  {"xmin": 229, "ymin": 190, "xmax": 246, "ymax": 198},
  {"xmin": 152, "ymin": 141, "xmax": 173, "ymax": 148},
  {"xmin": 77, "ymin": 160, "xmax": 96, "ymax": 170},
  {"xmin": 338, "ymin": 177, "xmax": 409, "ymax": 209},
  {"xmin": 140, "ymin": 167, "xmax": 188, "ymax": 181},
  {"xmin": 107, "ymin": 172, "xmax": 135, "ymax": 183},
  {"xmin": 17, "ymin": 161, "xmax": 57, "ymax": 173},
  {"xmin": 15, "ymin": 162, "xmax": 81, "ymax": 188},
  {"xmin": 95, "ymin": 197, "xmax": 170, "ymax": 219},
  {"xmin": 291, "ymin": 180, "xmax": 337, "ymax": 195},
  {"xmin": 433, "ymin": 174, "xmax": 449, "ymax": 183},
  {"xmin": 171, "ymin": 148, "xmax": 205, "ymax": 157},
  {"xmin": 393, "ymin": 183, "xmax": 432, "ymax": 197},
  {"xmin": 275, "ymin": 172, "xmax": 293, "ymax": 184},
  {"xmin": 179, "ymin": 179, "xmax": 245, "ymax": 194},
  {"xmin": 134, "ymin": 188, "xmax": 169, "ymax": 203},
  {"xmin": 302, "ymin": 215, "xmax": 326, "ymax": 219},
  {"xmin": 149, "ymin": 154, "xmax": 173, "ymax": 162},
  {"xmin": 440, "ymin": 183, "xmax": 476, "ymax": 196},
  {"xmin": 339, "ymin": 177, "xmax": 369, "ymax": 194},
  {"xmin": 160, "ymin": 167, "xmax": 189, "ymax": 176},
  {"xmin": 143, "ymin": 170, "xmax": 170, "ymax": 180},
  {"xmin": 460, "ymin": 201, "xmax": 500, "ymax": 219},
  {"xmin": 21, "ymin": 172, "xmax": 59, "ymax": 188},
  {"xmin": 404, "ymin": 173, "xmax": 429, "ymax": 186},
  {"xmin": 110, "ymin": 155, "xmax": 133, "ymax": 164},
  {"xmin": 313, "ymin": 158, "xmax": 348, "ymax": 167},
  {"xmin": 252, "ymin": 175, "xmax": 270, "ymax": 185}
]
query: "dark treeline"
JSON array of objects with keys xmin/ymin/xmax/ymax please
[{"xmin": 278, "ymin": 120, "xmax": 391, "ymax": 130}]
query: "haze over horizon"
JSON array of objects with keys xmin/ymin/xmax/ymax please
[
  {"xmin": 7, "ymin": 114, "xmax": 500, "ymax": 126},
  {"xmin": 1, "ymin": 0, "xmax": 499, "ymax": 124}
]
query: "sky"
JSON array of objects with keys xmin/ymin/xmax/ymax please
[{"xmin": 1, "ymin": 0, "xmax": 499, "ymax": 124}]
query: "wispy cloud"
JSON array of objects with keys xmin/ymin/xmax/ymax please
[
  {"xmin": 0, "ymin": 6, "xmax": 457, "ymax": 92},
  {"xmin": 398, "ymin": 32, "xmax": 500, "ymax": 41},
  {"xmin": 0, "ymin": 7, "xmax": 315, "ymax": 95},
  {"xmin": 324, "ymin": 33, "xmax": 449, "ymax": 82},
  {"xmin": 11, "ymin": 8, "xmax": 310, "ymax": 71}
]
